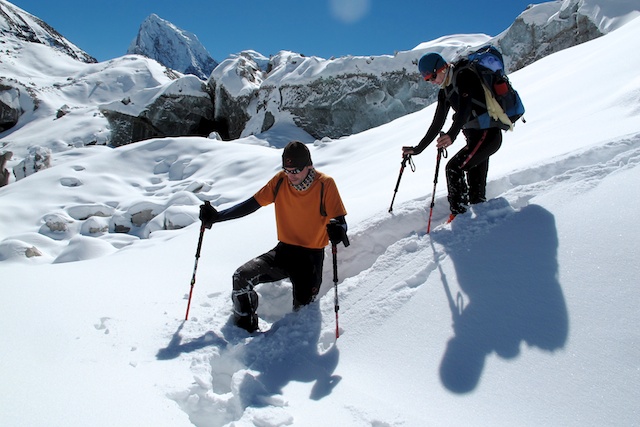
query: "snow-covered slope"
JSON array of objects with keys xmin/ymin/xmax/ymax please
[
  {"xmin": 0, "ymin": 41, "xmax": 179, "ymax": 158},
  {"xmin": 1, "ymin": 10, "xmax": 639, "ymax": 427}
]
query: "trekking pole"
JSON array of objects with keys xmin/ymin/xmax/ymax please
[
  {"xmin": 329, "ymin": 219, "xmax": 349, "ymax": 339},
  {"xmin": 185, "ymin": 219, "xmax": 207, "ymax": 320},
  {"xmin": 332, "ymin": 242, "xmax": 340, "ymax": 339},
  {"xmin": 427, "ymin": 146, "xmax": 448, "ymax": 234},
  {"xmin": 389, "ymin": 154, "xmax": 415, "ymax": 213}
]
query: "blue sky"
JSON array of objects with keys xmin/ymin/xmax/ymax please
[{"xmin": 11, "ymin": 0, "xmax": 537, "ymax": 62}]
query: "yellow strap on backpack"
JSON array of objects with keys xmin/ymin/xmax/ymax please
[{"xmin": 482, "ymin": 84, "xmax": 513, "ymax": 131}]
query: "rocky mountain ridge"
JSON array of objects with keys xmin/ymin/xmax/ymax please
[
  {"xmin": 1, "ymin": 0, "xmax": 636, "ymax": 182},
  {"xmin": 211, "ymin": 0, "xmax": 613, "ymax": 140}
]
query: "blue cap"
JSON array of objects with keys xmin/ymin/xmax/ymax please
[{"xmin": 418, "ymin": 53, "xmax": 446, "ymax": 78}]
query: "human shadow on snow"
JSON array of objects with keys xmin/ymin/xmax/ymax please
[
  {"xmin": 156, "ymin": 322, "xmax": 228, "ymax": 360},
  {"xmin": 221, "ymin": 302, "xmax": 341, "ymax": 406},
  {"xmin": 430, "ymin": 200, "xmax": 568, "ymax": 394},
  {"xmin": 157, "ymin": 302, "xmax": 339, "ymax": 419}
]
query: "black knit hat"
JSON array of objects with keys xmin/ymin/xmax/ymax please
[{"xmin": 282, "ymin": 141, "xmax": 312, "ymax": 170}]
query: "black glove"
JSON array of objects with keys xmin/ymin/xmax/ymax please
[
  {"xmin": 327, "ymin": 218, "xmax": 350, "ymax": 247},
  {"xmin": 199, "ymin": 201, "xmax": 218, "ymax": 229}
]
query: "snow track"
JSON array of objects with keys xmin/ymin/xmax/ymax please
[
  {"xmin": 168, "ymin": 132, "xmax": 640, "ymax": 426},
  {"xmin": 331, "ymin": 131, "xmax": 640, "ymax": 332}
]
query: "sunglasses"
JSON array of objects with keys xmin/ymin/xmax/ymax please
[
  {"xmin": 423, "ymin": 65, "xmax": 446, "ymax": 82},
  {"xmin": 283, "ymin": 166, "xmax": 305, "ymax": 175},
  {"xmin": 423, "ymin": 72, "xmax": 437, "ymax": 82}
]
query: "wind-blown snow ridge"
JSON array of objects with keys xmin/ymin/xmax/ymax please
[{"xmin": 492, "ymin": 132, "xmax": 640, "ymax": 200}]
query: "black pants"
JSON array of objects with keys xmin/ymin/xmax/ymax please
[
  {"xmin": 446, "ymin": 128, "xmax": 502, "ymax": 215},
  {"xmin": 231, "ymin": 242, "xmax": 325, "ymax": 320}
]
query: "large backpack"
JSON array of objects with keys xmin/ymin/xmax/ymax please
[{"xmin": 448, "ymin": 45, "xmax": 525, "ymax": 131}]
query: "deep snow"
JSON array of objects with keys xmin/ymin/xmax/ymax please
[{"xmin": 2, "ymin": 8, "xmax": 640, "ymax": 427}]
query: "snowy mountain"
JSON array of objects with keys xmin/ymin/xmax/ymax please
[
  {"xmin": 209, "ymin": 0, "xmax": 639, "ymax": 141},
  {"xmin": 0, "ymin": 0, "xmax": 95, "ymax": 63},
  {"xmin": 128, "ymin": 14, "xmax": 218, "ymax": 80},
  {"xmin": 1, "ymin": 0, "xmax": 640, "ymax": 424},
  {"xmin": 3, "ymin": 0, "xmax": 635, "ymax": 161}
]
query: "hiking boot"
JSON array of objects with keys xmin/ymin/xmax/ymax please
[
  {"xmin": 447, "ymin": 196, "xmax": 468, "ymax": 216},
  {"xmin": 231, "ymin": 289, "xmax": 259, "ymax": 332},
  {"xmin": 235, "ymin": 313, "xmax": 259, "ymax": 333},
  {"xmin": 469, "ymin": 196, "xmax": 486, "ymax": 205}
]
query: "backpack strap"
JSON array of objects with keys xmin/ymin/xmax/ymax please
[
  {"xmin": 319, "ymin": 182, "xmax": 327, "ymax": 217},
  {"xmin": 273, "ymin": 177, "xmax": 284, "ymax": 200},
  {"xmin": 445, "ymin": 62, "xmax": 487, "ymax": 110}
]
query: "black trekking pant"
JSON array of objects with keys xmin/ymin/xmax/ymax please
[
  {"xmin": 446, "ymin": 128, "xmax": 502, "ymax": 215},
  {"xmin": 231, "ymin": 242, "xmax": 325, "ymax": 321}
]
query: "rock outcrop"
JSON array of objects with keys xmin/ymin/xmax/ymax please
[{"xmin": 100, "ymin": 75, "xmax": 216, "ymax": 147}]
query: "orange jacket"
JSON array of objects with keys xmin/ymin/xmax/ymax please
[{"xmin": 254, "ymin": 170, "xmax": 347, "ymax": 249}]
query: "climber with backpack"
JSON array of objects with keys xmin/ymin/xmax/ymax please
[
  {"xmin": 402, "ymin": 45, "xmax": 524, "ymax": 223},
  {"xmin": 198, "ymin": 141, "xmax": 349, "ymax": 333}
]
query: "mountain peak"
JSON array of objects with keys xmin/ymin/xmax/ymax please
[
  {"xmin": 127, "ymin": 13, "xmax": 218, "ymax": 80},
  {"xmin": 0, "ymin": 0, "xmax": 96, "ymax": 63}
]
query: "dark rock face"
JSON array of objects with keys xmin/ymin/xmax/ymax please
[
  {"xmin": 496, "ymin": 5, "xmax": 603, "ymax": 72},
  {"xmin": 0, "ymin": 84, "xmax": 22, "ymax": 132},
  {"xmin": 101, "ymin": 77, "xmax": 216, "ymax": 147}
]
